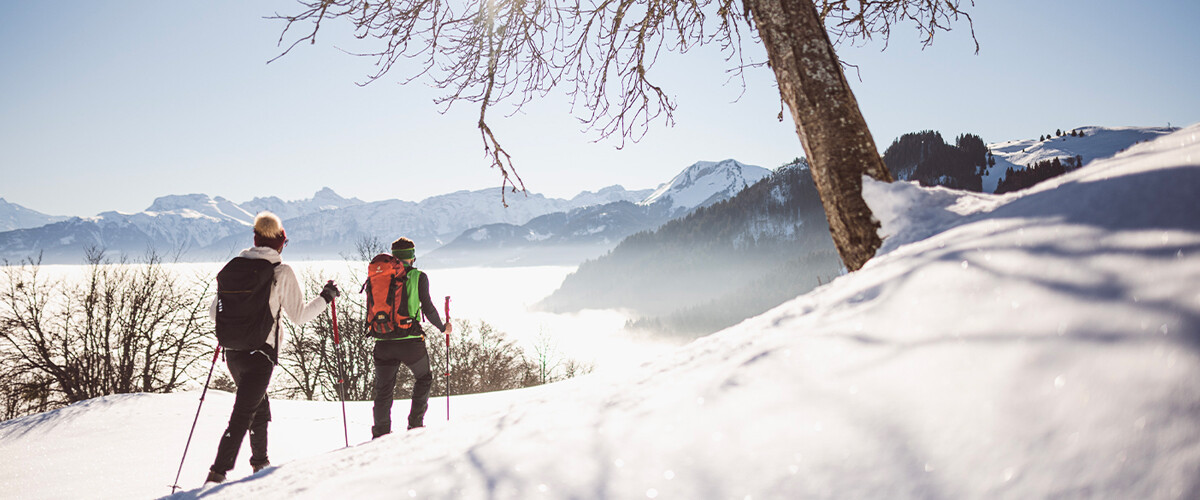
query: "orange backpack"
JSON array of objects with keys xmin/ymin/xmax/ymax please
[{"xmin": 364, "ymin": 253, "xmax": 423, "ymax": 337}]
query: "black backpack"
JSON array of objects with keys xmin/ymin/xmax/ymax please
[{"xmin": 215, "ymin": 257, "xmax": 280, "ymax": 351}]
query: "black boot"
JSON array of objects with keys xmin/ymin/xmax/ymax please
[
  {"xmin": 205, "ymin": 470, "xmax": 226, "ymax": 484},
  {"xmin": 372, "ymin": 424, "xmax": 391, "ymax": 439}
]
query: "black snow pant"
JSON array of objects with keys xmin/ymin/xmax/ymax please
[
  {"xmin": 210, "ymin": 348, "xmax": 274, "ymax": 474},
  {"xmin": 372, "ymin": 339, "xmax": 433, "ymax": 437}
]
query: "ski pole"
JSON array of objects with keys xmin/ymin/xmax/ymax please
[
  {"xmin": 170, "ymin": 344, "xmax": 221, "ymax": 494},
  {"xmin": 444, "ymin": 295, "xmax": 451, "ymax": 421},
  {"xmin": 329, "ymin": 283, "xmax": 349, "ymax": 448}
]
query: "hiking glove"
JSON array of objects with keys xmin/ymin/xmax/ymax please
[{"xmin": 320, "ymin": 282, "xmax": 341, "ymax": 303}]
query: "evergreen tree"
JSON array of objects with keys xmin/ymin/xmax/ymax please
[
  {"xmin": 995, "ymin": 157, "xmax": 1070, "ymax": 193},
  {"xmin": 882, "ymin": 130, "xmax": 985, "ymax": 192}
]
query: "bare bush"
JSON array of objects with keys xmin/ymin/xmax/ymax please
[
  {"xmin": 270, "ymin": 272, "xmax": 376, "ymax": 402},
  {"xmin": 425, "ymin": 319, "xmax": 593, "ymax": 398},
  {"xmin": 0, "ymin": 251, "xmax": 211, "ymax": 417},
  {"xmin": 272, "ymin": 259, "xmax": 593, "ymax": 403}
]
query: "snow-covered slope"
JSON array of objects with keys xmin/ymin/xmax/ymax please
[
  {"xmin": 0, "ymin": 198, "xmax": 67, "ymax": 232},
  {"xmin": 3, "ymin": 125, "xmax": 1198, "ymax": 499},
  {"xmin": 985, "ymin": 126, "xmax": 1177, "ymax": 193},
  {"xmin": 640, "ymin": 159, "xmax": 772, "ymax": 214}
]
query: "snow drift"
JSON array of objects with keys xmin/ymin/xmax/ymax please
[{"xmin": 2, "ymin": 126, "xmax": 1198, "ymax": 499}]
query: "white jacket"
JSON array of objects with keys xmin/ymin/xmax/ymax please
[{"xmin": 209, "ymin": 246, "xmax": 329, "ymax": 352}]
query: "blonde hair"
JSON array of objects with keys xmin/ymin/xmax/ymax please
[{"xmin": 253, "ymin": 212, "xmax": 285, "ymax": 238}]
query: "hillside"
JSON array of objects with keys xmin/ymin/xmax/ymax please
[
  {"xmin": 985, "ymin": 126, "xmax": 1177, "ymax": 192},
  {"xmin": 537, "ymin": 159, "xmax": 843, "ymax": 336},
  {"xmin": 2, "ymin": 124, "xmax": 1197, "ymax": 500}
]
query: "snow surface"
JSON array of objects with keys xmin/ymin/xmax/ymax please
[{"xmin": 3, "ymin": 125, "xmax": 1200, "ymax": 499}]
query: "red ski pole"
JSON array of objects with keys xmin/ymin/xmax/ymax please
[
  {"xmin": 329, "ymin": 282, "xmax": 349, "ymax": 447},
  {"xmin": 444, "ymin": 295, "xmax": 451, "ymax": 420},
  {"xmin": 170, "ymin": 345, "xmax": 220, "ymax": 494}
]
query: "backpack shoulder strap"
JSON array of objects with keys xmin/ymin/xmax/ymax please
[
  {"xmin": 270, "ymin": 263, "xmax": 281, "ymax": 363},
  {"xmin": 404, "ymin": 268, "xmax": 423, "ymax": 319}
]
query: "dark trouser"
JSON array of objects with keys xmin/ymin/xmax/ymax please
[
  {"xmin": 211, "ymin": 349, "xmax": 274, "ymax": 474},
  {"xmin": 372, "ymin": 339, "xmax": 433, "ymax": 437}
]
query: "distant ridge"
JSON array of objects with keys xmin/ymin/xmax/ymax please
[
  {"xmin": 0, "ymin": 198, "xmax": 67, "ymax": 232},
  {"xmin": 0, "ymin": 182, "xmax": 651, "ymax": 263}
]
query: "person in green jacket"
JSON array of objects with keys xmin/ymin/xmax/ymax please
[{"xmin": 371, "ymin": 237, "xmax": 452, "ymax": 437}]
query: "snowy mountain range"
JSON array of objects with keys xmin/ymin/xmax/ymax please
[
  {"xmin": 276, "ymin": 184, "xmax": 662, "ymax": 260},
  {"xmin": 0, "ymin": 190, "xmax": 368, "ymax": 263},
  {"xmin": 424, "ymin": 159, "xmax": 771, "ymax": 266},
  {"xmin": 0, "ymin": 127, "xmax": 1170, "ymax": 265},
  {"xmin": 0, "ymin": 160, "xmax": 749, "ymax": 264}
]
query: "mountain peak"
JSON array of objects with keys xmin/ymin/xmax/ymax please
[
  {"xmin": 313, "ymin": 187, "xmax": 342, "ymax": 201},
  {"xmin": 146, "ymin": 194, "xmax": 215, "ymax": 213},
  {"xmin": 640, "ymin": 159, "xmax": 771, "ymax": 212}
]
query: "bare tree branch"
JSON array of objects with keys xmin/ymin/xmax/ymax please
[{"xmin": 270, "ymin": 0, "xmax": 977, "ymax": 269}]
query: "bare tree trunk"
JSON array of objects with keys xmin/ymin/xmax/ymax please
[{"xmin": 746, "ymin": 0, "xmax": 894, "ymax": 271}]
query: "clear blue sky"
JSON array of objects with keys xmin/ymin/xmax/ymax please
[{"xmin": 2, "ymin": 0, "xmax": 1197, "ymax": 217}]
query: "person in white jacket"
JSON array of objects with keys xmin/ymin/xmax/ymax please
[{"xmin": 205, "ymin": 212, "xmax": 339, "ymax": 484}]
